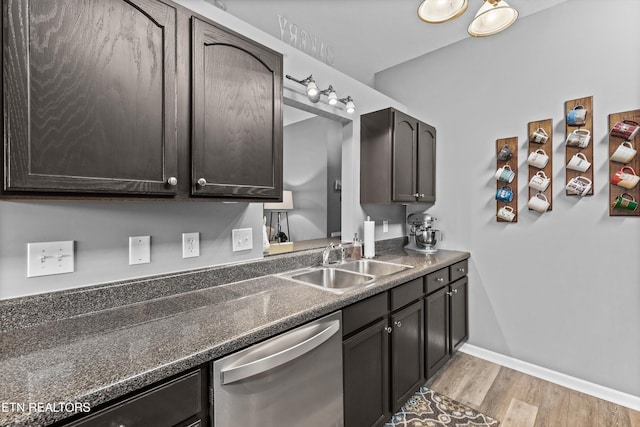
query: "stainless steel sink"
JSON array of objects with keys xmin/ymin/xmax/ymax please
[
  {"xmin": 280, "ymin": 267, "xmax": 375, "ymax": 294},
  {"xmin": 335, "ymin": 259, "xmax": 413, "ymax": 276}
]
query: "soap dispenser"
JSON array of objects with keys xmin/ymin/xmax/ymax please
[{"xmin": 352, "ymin": 233, "xmax": 362, "ymax": 260}]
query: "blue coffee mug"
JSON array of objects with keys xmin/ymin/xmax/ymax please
[
  {"xmin": 495, "ymin": 186, "xmax": 514, "ymax": 202},
  {"xmin": 567, "ymin": 104, "xmax": 587, "ymax": 126}
]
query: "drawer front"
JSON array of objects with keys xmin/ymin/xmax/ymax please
[
  {"xmin": 390, "ymin": 278, "xmax": 424, "ymax": 311},
  {"xmin": 450, "ymin": 259, "xmax": 469, "ymax": 282},
  {"xmin": 343, "ymin": 292, "xmax": 388, "ymax": 336},
  {"xmin": 425, "ymin": 268, "xmax": 450, "ymax": 295},
  {"xmin": 69, "ymin": 370, "xmax": 201, "ymax": 427}
]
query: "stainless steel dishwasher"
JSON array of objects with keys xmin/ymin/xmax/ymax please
[{"xmin": 212, "ymin": 311, "xmax": 343, "ymax": 427}]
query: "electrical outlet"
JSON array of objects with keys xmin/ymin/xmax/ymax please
[
  {"xmin": 383, "ymin": 220, "xmax": 389, "ymax": 233},
  {"xmin": 27, "ymin": 241, "xmax": 75, "ymax": 278},
  {"xmin": 182, "ymin": 232, "xmax": 200, "ymax": 258},
  {"xmin": 232, "ymin": 228, "xmax": 253, "ymax": 252},
  {"xmin": 129, "ymin": 236, "xmax": 151, "ymax": 265}
]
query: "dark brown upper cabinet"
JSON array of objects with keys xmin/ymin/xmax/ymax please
[
  {"xmin": 191, "ymin": 17, "xmax": 282, "ymax": 199},
  {"xmin": 3, "ymin": 0, "xmax": 178, "ymax": 195},
  {"xmin": 361, "ymin": 107, "xmax": 436, "ymax": 204}
]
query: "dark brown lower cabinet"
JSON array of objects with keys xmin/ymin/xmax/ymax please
[
  {"xmin": 390, "ymin": 301, "xmax": 425, "ymax": 413},
  {"xmin": 343, "ymin": 318, "xmax": 390, "ymax": 427},
  {"xmin": 426, "ymin": 276, "xmax": 469, "ymax": 380},
  {"xmin": 426, "ymin": 285, "xmax": 450, "ymax": 379},
  {"xmin": 450, "ymin": 277, "xmax": 469, "ymax": 353},
  {"xmin": 61, "ymin": 368, "xmax": 207, "ymax": 427},
  {"xmin": 343, "ymin": 288, "xmax": 425, "ymax": 427}
]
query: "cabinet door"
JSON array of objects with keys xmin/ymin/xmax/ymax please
[
  {"xmin": 426, "ymin": 286, "xmax": 450, "ymax": 379},
  {"xmin": 392, "ymin": 111, "xmax": 418, "ymax": 202},
  {"xmin": 416, "ymin": 121, "xmax": 436, "ymax": 202},
  {"xmin": 191, "ymin": 18, "xmax": 282, "ymax": 199},
  {"xmin": 3, "ymin": 0, "xmax": 178, "ymax": 195},
  {"xmin": 450, "ymin": 277, "xmax": 469, "ymax": 353},
  {"xmin": 390, "ymin": 300, "xmax": 425, "ymax": 413},
  {"xmin": 343, "ymin": 318, "xmax": 390, "ymax": 427}
]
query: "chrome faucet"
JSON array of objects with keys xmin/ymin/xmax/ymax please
[
  {"xmin": 322, "ymin": 242, "xmax": 345, "ymax": 266},
  {"xmin": 322, "ymin": 243, "xmax": 336, "ymax": 266}
]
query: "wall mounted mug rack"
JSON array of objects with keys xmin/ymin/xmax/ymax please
[
  {"xmin": 496, "ymin": 137, "xmax": 518, "ymax": 222},
  {"xmin": 609, "ymin": 108, "xmax": 640, "ymax": 217},
  {"xmin": 565, "ymin": 96, "xmax": 594, "ymax": 196}
]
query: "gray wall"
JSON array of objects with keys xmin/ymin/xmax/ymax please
[
  {"xmin": 0, "ymin": 201, "xmax": 263, "ymax": 299},
  {"xmin": 375, "ymin": 0, "xmax": 640, "ymax": 397}
]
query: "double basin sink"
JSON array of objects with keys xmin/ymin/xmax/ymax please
[{"xmin": 279, "ymin": 259, "xmax": 413, "ymax": 294}]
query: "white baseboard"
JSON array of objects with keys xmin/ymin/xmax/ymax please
[{"xmin": 459, "ymin": 343, "xmax": 640, "ymax": 412}]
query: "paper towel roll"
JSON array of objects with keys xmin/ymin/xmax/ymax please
[{"xmin": 364, "ymin": 217, "xmax": 375, "ymax": 258}]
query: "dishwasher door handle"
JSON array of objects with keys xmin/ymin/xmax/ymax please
[{"xmin": 221, "ymin": 319, "xmax": 340, "ymax": 385}]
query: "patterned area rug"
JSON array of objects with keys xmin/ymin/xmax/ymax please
[{"xmin": 385, "ymin": 386, "xmax": 500, "ymax": 426}]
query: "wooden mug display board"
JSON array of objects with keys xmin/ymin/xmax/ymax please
[
  {"xmin": 528, "ymin": 119, "xmax": 553, "ymax": 211},
  {"xmin": 565, "ymin": 96, "xmax": 594, "ymax": 196},
  {"xmin": 496, "ymin": 137, "xmax": 518, "ymax": 223},
  {"xmin": 608, "ymin": 109, "xmax": 640, "ymax": 217}
]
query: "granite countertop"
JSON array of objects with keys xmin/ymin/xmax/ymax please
[{"xmin": 0, "ymin": 248, "xmax": 469, "ymax": 427}]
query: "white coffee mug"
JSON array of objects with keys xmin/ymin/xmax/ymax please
[
  {"xmin": 567, "ymin": 152, "xmax": 591, "ymax": 172},
  {"xmin": 531, "ymin": 127, "xmax": 549, "ymax": 144},
  {"xmin": 527, "ymin": 149, "xmax": 549, "ymax": 169},
  {"xmin": 565, "ymin": 129, "xmax": 591, "ymax": 148},
  {"xmin": 528, "ymin": 192, "xmax": 550, "ymax": 213},
  {"xmin": 495, "ymin": 165, "xmax": 515, "ymax": 183},
  {"xmin": 497, "ymin": 206, "xmax": 516, "ymax": 222},
  {"xmin": 566, "ymin": 176, "xmax": 592, "ymax": 196},
  {"xmin": 610, "ymin": 141, "xmax": 637, "ymax": 164},
  {"xmin": 528, "ymin": 171, "xmax": 550, "ymax": 192}
]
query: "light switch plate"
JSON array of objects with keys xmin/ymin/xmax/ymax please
[
  {"xmin": 182, "ymin": 232, "xmax": 200, "ymax": 258},
  {"xmin": 232, "ymin": 228, "xmax": 253, "ymax": 252},
  {"xmin": 129, "ymin": 236, "xmax": 151, "ymax": 265},
  {"xmin": 27, "ymin": 241, "xmax": 75, "ymax": 278}
]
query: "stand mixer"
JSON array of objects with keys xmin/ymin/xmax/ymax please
[{"xmin": 405, "ymin": 213, "xmax": 443, "ymax": 254}]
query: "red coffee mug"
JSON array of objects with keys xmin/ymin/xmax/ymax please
[
  {"xmin": 611, "ymin": 166, "xmax": 640, "ymax": 190},
  {"xmin": 610, "ymin": 120, "xmax": 640, "ymax": 140}
]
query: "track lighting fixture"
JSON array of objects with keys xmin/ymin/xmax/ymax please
[
  {"xmin": 339, "ymin": 96, "xmax": 356, "ymax": 114},
  {"xmin": 285, "ymin": 75, "xmax": 355, "ymax": 113}
]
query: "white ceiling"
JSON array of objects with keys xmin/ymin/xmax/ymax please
[{"xmin": 218, "ymin": 0, "xmax": 568, "ymax": 86}]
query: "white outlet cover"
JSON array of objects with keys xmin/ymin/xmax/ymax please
[
  {"xmin": 182, "ymin": 232, "xmax": 200, "ymax": 258},
  {"xmin": 232, "ymin": 228, "xmax": 253, "ymax": 252},
  {"xmin": 383, "ymin": 220, "xmax": 389, "ymax": 233},
  {"xmin": 27, "ymin": 241, "xmax": 75, "ymax": 278},
  {"xmin": 129, "ymin": 236, "xmax": 151, "ymax": 265}
]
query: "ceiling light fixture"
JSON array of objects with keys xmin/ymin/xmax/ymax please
[
  {"xmin": 417, "ymin": 0, "xmax": 518, "ymax": 37},
  {"xmin": 417, "ymin": 0, "xmax": 468, "ymax": 24},
  {"xmin": 467, "ymin": 0, "xmax": 518, "ymax": 37},
  {"xmin": 285, "ymin": 75, "xmax": 355, "ymax": 113}
]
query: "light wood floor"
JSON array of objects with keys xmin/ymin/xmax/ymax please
[{"xmin": 425, "ymin": 352, "xmax": 640, "ymax": 427}]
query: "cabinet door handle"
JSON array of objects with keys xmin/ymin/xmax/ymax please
[
  {"xmin": 385, "ymin": 326, "xmax": 393, "ymax": 334},
  {"xmin": 167, "ymin": 177, "xmax": 178, "ymax": 186},
  {"xmin": 457, "ymin": 268, "xmax": 465, "ymax": 273},
  {"xmin": 197, "ymin": 178, "xmax": 207, "ymax": 187},
  {"xmin": 394, "ymin": 321, "xmax": 402, "ymax": 328},
  {"xmin": 436, "ymin": 277, "xmax": 444, "ymax": 282},
  {"xmin": 453, "ymin": 289, "xmax": 458, "ymax": 294},
  {"xmin": 419, "ymin": 193, "xmax": 425, "ymax": 197},
  {"xmin": 447, "ymin": 291, "xmax": 453, "ymax": 296},
  {"xmin": 413, "ymin": 193, "xmax": 420, "ymax": 197}
]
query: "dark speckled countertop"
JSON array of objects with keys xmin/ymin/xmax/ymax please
[{"xmin": 0, "ymin": 247, "xmax": 469, "ymax": 427}]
